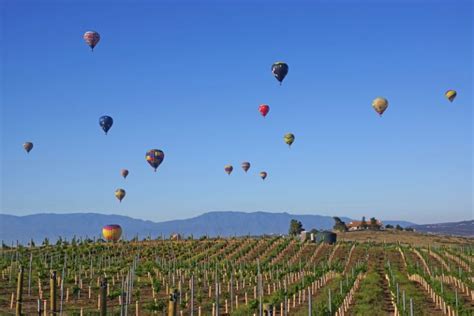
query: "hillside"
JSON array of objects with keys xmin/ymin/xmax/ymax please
[
  {"xmin": 0, "ymin": 211, "xmax": 351, "ymax": 244},
  {"xmin": 0, "ymin": 211, "xmax": 419, "ymax": 244},
  {"xmin": 411, "ymin": 220, "xmax": 474, "ymax": 237}
]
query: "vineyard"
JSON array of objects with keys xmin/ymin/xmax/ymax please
[{"xmin": 0, "ymin": 235, "xmax": 472, "ymax": 315}]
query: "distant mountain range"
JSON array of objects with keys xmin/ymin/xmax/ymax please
[
  {"xmin": 0, "ymin": 211, "xmax": 446, "ymax": 244},
  {"xmin": 410, "ymin": 220, "xmax": 473, "ymax": 237}
]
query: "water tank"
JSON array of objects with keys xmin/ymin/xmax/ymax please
[{"xmin": 315, "ymin": 231, "xmax": 337, "ymax": 244}]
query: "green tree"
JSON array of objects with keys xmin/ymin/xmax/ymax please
[
  {"xmin": 42, "ymin": 238, "xmax": 49, "ymax": 246},
  {"xmin": 369, "ymin": 217, "xmax": 380, "ymax": 230},
  {"xmin": 333, "ymin": 217, "xmax": 348, "ymax": 232},
  {"xmin": 395, "ymin": 224, "xmax": 403, "ymax": 231},
  {"xmin": 288, "ymin": 219, "xmax": 304, "ymax": 236},
  {"xmin": 361, "ymin": 217, "xmax": 368, "ymax": 230},
  {"xmin": 385, "ymin": 224, "xmax": 394, "ymax": 229}
]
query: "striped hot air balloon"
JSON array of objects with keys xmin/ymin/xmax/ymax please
[
  {"xmin": 259, "ymin": 171, "xmax": 268, "ymax": 180},
  {"xmin": 102, "ymin": 224, "xmax": 122, "ymax": 242},
  {"xmin": 445, "ymin": 90, "xmax": 457, "ymax": 102},
  {"xmin": 146, "ymin": 149, "xmax": 165, "ymax": 172},
  {"xmin": 224, "ymin": 165, "xmax": 233, "ymax": 175},
  {"xmin": 241, "ymin": 162, "xmax": 251, "ymax": 173},
  {"xmin": 83, "ymin": 31, "xmax": 100, "ymax": 51}
]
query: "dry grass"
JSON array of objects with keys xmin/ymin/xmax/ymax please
[{"xmin": 337, "ymin": 230, "xmax": 473, "ymax": 247}]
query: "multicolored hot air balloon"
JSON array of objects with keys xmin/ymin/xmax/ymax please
[
  {"xmin": 102, "ymin": 224, "xmax": 122, "ymax": 242},
  {"xmin": 23, "ymin": 142, "xmax": 33, "ymax": 153},
  {"xmin": 146, "ymin": 149, "xmax": 165, "ymax": 172},
  {"xmin": 445, "ymin": 90, "xmax": 457, "ymax": 102},
  {"xmin": 115, "ymin": 189, "xmax": 126, "ymax": 203},
  {"xmin": 241, "ymin": 162, "xmax": 251, "ymax": 173},
  {"xmin": 99, "ymin": 116, "xmax": 113, "ymax": 135},
  {"xmin": 259, "ymin": 171, "xmax": 267, "ymax": 180},
  {"xmin": 259, "ymin": 104, "xmax": 270, "ymax": 118},
  {"xmin": 121, "ymin": 169, "xmax": 129, "ymax": 179},
  {"xmin": 284, "ymin": 133, "xmax": 295, "ymax": 147},
  {"xmin": 83, "ymin": 31, "xmax": 100, "ymax": 51},
  {"xmin": 224, "ymin": 165, "xmax": 233, "ymax": 175},
  {"xmin": 372, "ymin": 97, "xmax": 388, "ymax": 116},
  {"xmin": 271, "ymin": 62, "xmax": 289, "ymax": 85}
]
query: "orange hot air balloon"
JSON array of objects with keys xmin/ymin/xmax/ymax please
[
  {"xmin": 372, "ymin": 97, "xmax": 388, "ymax": 116},
  {"xmin": 259, "ymin": 104, "xmax": 270, "ymax": 117},
  {"xmin": 102, "ymin": 224, "xmax": 122, "ymax": 242},
  {"xmin": 121, "ymin": 169, "xmax": 129, "ymax": 179}
]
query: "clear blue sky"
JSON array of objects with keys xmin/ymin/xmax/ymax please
[{"xmin": 1, "ymin": 0, "xmax": 472, "ymax": 224}]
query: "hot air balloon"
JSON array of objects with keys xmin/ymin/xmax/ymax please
[
  {"xmin": 146, "ymin": 149, "xmax": 165, "ymax": 172},
  {"xmin": 259, "ymin": 171, "xmax": 267, "ymax": 180},
  {"xmin": 23, "ymin": 142, "xmax": 33, "ymax": 153},
  {"xmin": 241, "ymin": 162, "xmax": 251, "ymax": 173},
  {"xmin": 271, "ymin": 62, "xmax": 289, "ymax": 85},
  {"xmin": 83, "ymin": 31, "xmax": 100, "ymax": 51},
  {"xmin": 121, "ymin": 169, "xmax": 129, "ymax": 179},
  {"xmin": 259, "ymin": 104, "xmax": 270, "ymax": 118},
  {"xmin": 102, "ymin": 224, "xmax": 122, "ymax": 242},
  {"xmin": 284, "ymin": 133, "xmax": 295, "ymax": 147},
  {"xmin": 445, "ymin": 90, "xmax": 457, "ymax": 102},
  {"xmin": 99, "ymin": 116, "xmax": 113, "ymax": 135},
  {"xmin": 224, "ymin": 165, "xmax": 233, "ymax": 175},
  {"xmin": 372, "ymin": 97, "xmax": 388, "ymax": 116},
  {"xmin": 115, "ymin": 189, "xmax": 126, "ymax": 203}
]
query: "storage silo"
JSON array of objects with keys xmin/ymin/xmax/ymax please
[{"xmin": 315, "ymin": 231, "xmax": 337, "ymax": 244}]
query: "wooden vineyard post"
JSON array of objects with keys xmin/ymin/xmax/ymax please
[
  {"xmin": 168, "ymin": 287, "xmax": 178, "ymax": 316},
  {"xmin": 16, "ymin": 266, "xmax": 24, "ymax": 316},
  {"xmin": 100, "ymin": 276, "xmax": 107, "ymax": 316},
  {"xmin": 50, "ymin": 270, "xmax": 57, "ymax": 315},
  {"xmin": 190, "ymin": 274, "xmax": 194, "ymax": 316}
]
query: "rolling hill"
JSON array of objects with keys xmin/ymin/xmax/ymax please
[{"xmin": 0, "ymin": 211, "xmax": 418, "ymax": 244}]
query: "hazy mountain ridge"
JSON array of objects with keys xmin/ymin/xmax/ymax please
[
  {"xmin": 0, "ymin": 211, "xmax": 419, "ymax": 244},
  {"xmin": 411, "ymin": 220, "xmax": 473, "ymax": 237}
]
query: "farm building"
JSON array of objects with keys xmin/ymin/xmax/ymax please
[
  {"xmin": 170, "ymin": 233, "xmax": 182, "ymax": 241},
  {"xmin": 347, "ymin": 219, "xmax": 382, "ymax": 231}
]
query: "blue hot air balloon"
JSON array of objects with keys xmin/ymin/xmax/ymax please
[{"xmin": 99, "ymin": 116, "xmax": 113, "ymax": 135}]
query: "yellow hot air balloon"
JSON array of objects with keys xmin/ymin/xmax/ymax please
[
  {"xmin": 102, "ymin": 224, "xmax": 122, "ymax": 242},
  {"xmin": 445, "ymin": 90, "xmax": 457, "ymax": 102},
  {"xmin": 284, "ymin": 133, "xmax": 295, "ymax": 147},
  {"xmin": 115, "ymin": 189, "xmax": 126, "ymax": 203},
  {"xmin": 372, "ymin": 97, "xmax": 388, "ymax": 116}
]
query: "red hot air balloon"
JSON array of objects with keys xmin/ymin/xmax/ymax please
[
  {"xmin": 83, "ymin": 31, "xmax": 100, "ymax": 51},
  {"xmin": 259, "ymin": 104, "xmax": 270, "ymax": 118},
  {"xmin": 121, "ymin": 169, "xmax": 129, "ymax": 179}
]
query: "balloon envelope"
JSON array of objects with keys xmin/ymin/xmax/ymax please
[
  {"xmin": 23, "ymin": 142, "xmax": 33, "ymax": 153},
  {"xmin": 102, "ymin": 224, "xmax": 122, "ymax": 242},
  {"xmin": 241, "ymin": 162, "xmax": 251, "ymax": 173},
  {"xmin": 146, "ymin": 149, "xmax": 165, "ymax": 171},
  {"xmin": 284, "ymin": 133, "xmax": 295, "ymax": 147},
  {"xmin": 83, "ymin": 31, "xmax": 100, "ymax": 50},
  {"xmin": 121, "ymin": 169, "xmax": 129, "ymax": 179},
  {"xmin": 99, "ymin": 116, "xmax": 113, "ymax": 135},
  {"xmin": 271, "ymin": 62, "xmax": 289, "ymax": 84},
  {"xmin": 260, "ymin": 171, "xmax": 267, "ymax": 180},
  {"xmin": 224, "ymin": 165, "xmax": 233, "ymax": 175},
  {"xmin": 372, "ymin": 97, "xmax": 388, "ymax": 116},
  {"xmin": 115, "ymin": 189, "xmax": 126, "ymax": 202},
  {"xmin": 259, "ymin": 105, "xmax": 270, "ymax": 117},
  {"xmin": 445, "ymin": 90, "xmax": 457, "ymax": 102}
]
